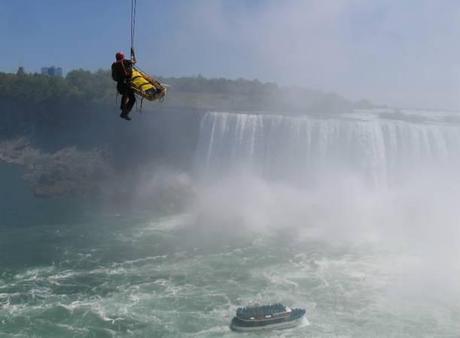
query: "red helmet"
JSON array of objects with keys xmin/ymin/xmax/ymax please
[{"xmin": 115, "ymin": 52, "xmax": 125, "ymax": 61}]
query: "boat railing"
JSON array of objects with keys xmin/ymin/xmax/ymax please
[{"xmin": 236, "ymin": 303, "xmax": 292, "ymax": 319}]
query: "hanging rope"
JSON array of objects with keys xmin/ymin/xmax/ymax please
[{"xmin": 130, "ymin": 0, "xmax": 137, "ymax": 59}]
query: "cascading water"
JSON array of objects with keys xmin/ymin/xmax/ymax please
[
  {"xmin": 195, "ymin": 111, "xmax": 460, "ymax": 187},
  {"xmin": 3, "ymin": 110, "xmax": 460, "ymax": 337}
]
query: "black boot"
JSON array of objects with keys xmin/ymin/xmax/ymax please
[{"xmin": 120, "ymin": 112, "xmax": 131, "ymax": 121}]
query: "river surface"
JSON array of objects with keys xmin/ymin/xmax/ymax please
[
  {"xmin": 2, "ymin": 110, "xmax": 460, "ymax": 337},
  {"xmin": 1, "ymin": 212, "xmax": 459, "ymax": 337}
]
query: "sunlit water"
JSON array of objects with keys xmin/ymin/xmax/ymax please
[{"xmin": 1, "ymin": 213, "xmax": 459, "ymax": 337}]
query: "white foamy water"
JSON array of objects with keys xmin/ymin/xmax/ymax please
[{"xmin": 1, "ymin": 214, "xmax": 459, "ymax": 337}]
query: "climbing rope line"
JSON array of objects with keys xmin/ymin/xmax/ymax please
[{"xmin": 130, "ymin": 0, "xmax": 137, "ymax": 58}]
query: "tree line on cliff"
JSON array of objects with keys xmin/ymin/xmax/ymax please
[{"xmin": 0, "ymin": 69, "xmax": 365, "ymax": 115}]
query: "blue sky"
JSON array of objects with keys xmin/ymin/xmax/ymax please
[{"xmin": 2, "ymin": 0, "xmax": 460, "ymax": 109}]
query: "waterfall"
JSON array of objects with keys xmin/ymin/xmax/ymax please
[{"xmin": 195, "ymin": 111, "xmax": 460, "ymax": 187}]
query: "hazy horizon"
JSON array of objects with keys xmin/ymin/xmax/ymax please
[{"xmin": 3, "ymin": 0, "xmax": 460, "ymax": 110}]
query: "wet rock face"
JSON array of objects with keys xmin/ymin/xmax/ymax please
[{"xmin": 0, "ymin": 138, "xmax": 112, "ymax": 198}]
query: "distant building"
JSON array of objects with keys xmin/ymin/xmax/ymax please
[
  {"xmin": 41, "ymin": 66, "xmax": 63, "ymax": 77},
  {"xmin": 16, "ymin": 66, "xmax": 25, "ymax": 76}
]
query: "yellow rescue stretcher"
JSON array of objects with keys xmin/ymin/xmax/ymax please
[{"xmin": 130, "ymin": 67, "xmax": 167, "ymax": 102}]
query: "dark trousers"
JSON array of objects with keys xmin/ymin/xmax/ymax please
[{"xmin": 117, "ymin": 82, "xmax": 136, "ymax": 114}]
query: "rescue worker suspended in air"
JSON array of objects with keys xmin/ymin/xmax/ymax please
[
  {"xmin": 111, "ymin": 48, "xmax": 137, "ymax": 120},
  {"xmin": 111, "ymin": 0, "xmax": 168, "ymax": 121}
]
